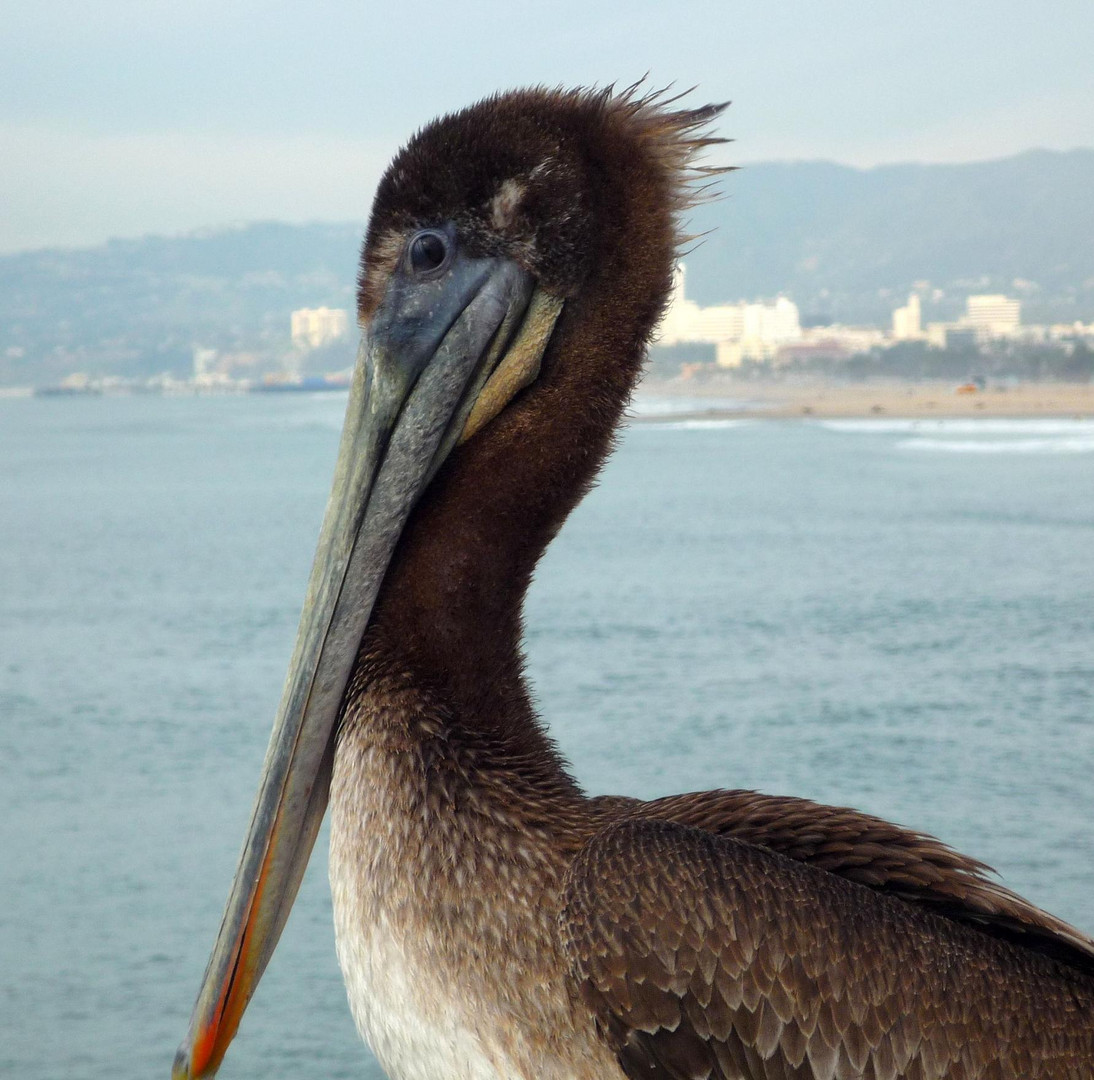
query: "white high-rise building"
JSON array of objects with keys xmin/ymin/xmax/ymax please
[
  {"xmin": 772, "ymin": 296, "xmax": 802, "ymax": 340},
  {"xmin": 694, "ymin": 304, "xmax": 745, "ymax": 341},
  {"xmin": 963, "ymin": 295, "xmax": 1020, "ymax": 337},
  {"xmin": 654, "ymin": 263, "xmax": 800, "ymax": 351},
  {"xmin": 892, "ymin": 294, "xmax": 922, "ymax": 340},
  {"xmin": 740, "ymin": 296, "xmax": 801, "ymax": 343},
  {"xmin": 656, "ymin": 265, "xmax": 701, "ymax": 345},
  {"xmin": 291, "ymin": 307, "xmax": 350, "ymax": 350}
]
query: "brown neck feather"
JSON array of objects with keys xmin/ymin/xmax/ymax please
[
  {"xmin": 352, "ymin": 89, "xmax": 701, "ymax": 770},
  {"xmin": 364, "ymin": 266, "xmax": 673, "ymax": 770}
]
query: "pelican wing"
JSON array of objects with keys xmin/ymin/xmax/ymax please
[
  {"xmin": 561, "ymin": 817, "xmax": 1094, "ymax": 1080},
  {"xmin": 634, "ymin": 789, "xmax": 1094, "ymax": 974}
]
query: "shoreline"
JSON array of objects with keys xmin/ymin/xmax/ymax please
[
  {"xmin": 6, "ymin": 378, "xmax": 1094, "ymax": 421},
  {"xmin": 634, "ymin": 378, "xmax": 1094, "ymax": 420}
]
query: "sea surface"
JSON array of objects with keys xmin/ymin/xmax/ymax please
[{"xmin": 2, "ymin": 393, "xmax": 1093, "ymax": 1080}]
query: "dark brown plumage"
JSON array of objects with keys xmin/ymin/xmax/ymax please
[
  {"xmin": 356, "ymin": 88, "xmax": 725, "ymax": 729},
  {"xmin": 175, "ymin": 86, "xmax": 1094, "ymax": 1080},
  {"xmin": 563, "ymin": 816, "xmax": 1094, "ymax": 1079},
  {"xmin": 331, "ymin": 86, "xmax": 1094, "ymax": 1078}
]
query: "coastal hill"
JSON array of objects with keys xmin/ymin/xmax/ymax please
[
  {"xmin": 0, "ymin": 222, "xmax": 362, "ymax": 386},
  {"xmin": 683, "ymin": 148, "xmax": 1094, "ymax": 324},
  {"xmin": 1, "ymin": 149, "xmax": 1091, "ymax": 385}
]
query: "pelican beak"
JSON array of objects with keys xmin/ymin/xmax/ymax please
[{"xmin": 172, "ymin": 238, "xmax": 563, "ymax": 1079}]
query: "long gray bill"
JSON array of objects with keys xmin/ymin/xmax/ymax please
[{"xmin": 173, "ymin": 248, "xmax": 534, "ymax": 1079}]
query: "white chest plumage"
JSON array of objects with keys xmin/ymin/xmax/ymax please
[
  {"xmin": 329, "ymin": 887, "xmax": 517, "ymax": 1080},
  {"xmin": 329, "ymin": 754, "xmax": 511, "ymax": 1079},
  {"xmin": 328, "ymin": 733, "xmax": 614, "ymax": 1080}
]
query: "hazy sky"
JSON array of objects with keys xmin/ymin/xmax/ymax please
[{"xmin": 4, "ymin": 0, "xmax": 1092, "ymax": 253}]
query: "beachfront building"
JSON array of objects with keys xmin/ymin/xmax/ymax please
[
  {"xmin": 291, "ymin": 307, "xmax": 350, "ymax": 350},
  {"xmin": 788, "ymin": 324, "xmax": 888, "ymax": 360},
  {"xmin": 922, "ymin": 294, "xmax": 1022, "ymax": 349},
  {"xmin": 892, "ymin": 294, "xmax": 922, "ymax": 340},
  {"xmin": 656, "ymin": 264, "xmax": 802, "ymax": 366},
  {"xmin": 963, "ymin": 294, "xmax": 1021, "ymax": 337},
  {"xmin": 192, "ymin": 346, "xmax": 218, "ymax": 378},
  {"xmin": 925, "ymin": 323, "xmax": 980, "ymax": 350},
  {"xmin": 656, "ymin": 264, "xmax": 708, "ymax": 345},
  {"xmin": 693, "ymin": 302, "xmax": 745, "ymax": 342}
]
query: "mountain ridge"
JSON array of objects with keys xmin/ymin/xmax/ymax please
[
  {"xmin": 682, "ymin": 147, "xmax": 1094, "ymax": 316},
  {"xmin": 2, "ymin": 149, "xmax": 1091, "ymax": 384}
]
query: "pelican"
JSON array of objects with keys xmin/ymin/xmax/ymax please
[{"xmin": 174, "ymin": 86, "xmax": 1094, "ymax": 1080}]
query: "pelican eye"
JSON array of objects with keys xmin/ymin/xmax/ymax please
[{"xmin": 407, "ymin": 230, "xmax": 450, "ymax": 276}]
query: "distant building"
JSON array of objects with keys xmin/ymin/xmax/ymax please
[
  {"xmin": 926, "ymin": 323, "xmax": 980, "ymax": 350},
  {"xmin": 291, "ymin": 307, "xmax": 350, "ymax": 350},
  {"xmin": 963, "ymin": 294, "xmax": 1020, "ymax": 337},
  {"xmin": 892, "ymin": 294, "xmax": 922, "ymax": 340},
  {"xmin": 774, "ymin": 340, "xmax": 854, "ymax": 364},
  {"xmin": 926, "ymin": 322, "xmax": 949, "ymax": 349},
  {"xmin": 694, "ymin": 303, "xmax": 744, "ymax": 342},
  {"xmin": 793, "ymin": 325, "xmax": 887, "ymax": 360},
  {"xmin": 921, "ymin": 295, "xmax": 1020, "ymax": 349},
  {"xmin": 192, "ymin": 346, "xmax": 218, "ymax": 378},
  {"xmin": 656, "ymin": 264, "xmax": 702, "ymax": 344},
  {"xmin": 715, "ymin": 341, "xmax": 750, "ymax": 367},
  {"xmin": 655, "ymin": 263, "xmax": 801, "ymax": 366},
  {"xmin": 743, "ymin": 297, "xmax": 801, "ymax": 342}
]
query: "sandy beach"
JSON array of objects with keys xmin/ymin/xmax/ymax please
[{"xmin": 635, "ymin": 377, "xmax": 1094, "ymax": 420}]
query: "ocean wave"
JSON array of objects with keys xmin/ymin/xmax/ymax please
[
  {"xmin": 640, "ymin": 418, "xmax": 751, "ymax": 431},
  {"xmin": 899, "ymin": 436, "xmax": 1094, "ymax": 454},
  {"xmin": 630, "ymin": 396, "xmax": 758, "ymax": 417},
  {"xmin": 819, "ymin": 418, "xmax": 1094, "ymax": 436}
]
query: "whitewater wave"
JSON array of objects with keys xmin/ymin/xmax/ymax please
[
  {"xmin": 641, "ymin": 418, "xmax": 752, "ymax": 431},
  {"xmin": 630, "ymin": 396, "xmax": 759, "ymax": 417},
  {"xmin": 899, "ymin": 435, "xmax": 1094, "ymax": 454},
  {"xmin": 819, "ymin": 418, "xmax": 1094, "ymax": 436}
]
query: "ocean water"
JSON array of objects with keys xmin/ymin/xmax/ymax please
[{"xmin": 1, "ymin": 394, "xmax": 1093, "ymax": 1080}]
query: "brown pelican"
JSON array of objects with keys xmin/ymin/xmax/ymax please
[{"xmin": 173, "ymin": 86, "xmax": 1094, "ymax": 1080}]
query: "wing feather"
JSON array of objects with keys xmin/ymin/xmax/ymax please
[
  {"xmin": 561, "ymin": 817, "xmax": 1094, "ymax": 1080},
  {"xmin": 604, "ymin": 789, "xmax": 1094, "ymax": 974}
]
